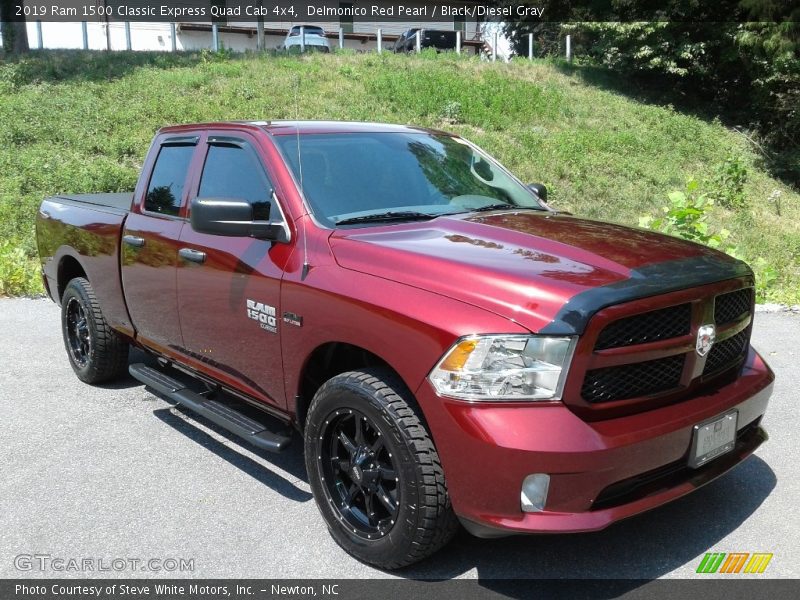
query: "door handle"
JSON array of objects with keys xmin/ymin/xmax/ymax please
[
  {"xmin": 179, "ymin": 248, "xmax": 206, "ymax": 264},
  {"xmin": 122, "ymin": 235, "xmax": 145, "ymax": 248}
]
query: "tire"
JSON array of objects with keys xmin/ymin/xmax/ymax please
[
  {"xmin": 304, "ymin": 368, "xmax": 458, "ymax": 569},
  {"xmin": 60, "ymin": 277, "xmax": 129, "ymax": 384}
]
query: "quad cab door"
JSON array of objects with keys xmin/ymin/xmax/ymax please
[
  {"xmin": 121, "ymin": 134, "xmax": 200, "ymax": 356},
  {"xmin": 176, "ymin": 131, "xmax": 294, "ymax": 409}
]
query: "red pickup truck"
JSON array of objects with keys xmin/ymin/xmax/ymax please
[{"xmin": 37, "ymin": 121, "xmax": 773, "ymax": 568}]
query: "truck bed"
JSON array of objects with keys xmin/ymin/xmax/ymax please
[
  {"xmin": 36, "ymin": 193, "xmax": 132, "ymax": 323},
  {"xmin": 50, "ymin": 193, "xmax": 133, "ymax": 214}
]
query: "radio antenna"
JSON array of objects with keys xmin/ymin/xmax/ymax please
[{"xmin": 295, "ymin": 75, "xmax": 310, "ymax": 281}]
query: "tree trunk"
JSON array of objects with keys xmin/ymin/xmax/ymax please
[{"xmin": 1, "ymin": 1, "xmax": 30, "ymax": 54}]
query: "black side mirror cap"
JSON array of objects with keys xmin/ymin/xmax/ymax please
[
  {"xmin": 528, "ymin": 183, "xmax": 548, "ymax": 201},
  {"xmin": 190, "ymin": 197, "xmax": 290, "ymax": 243}
]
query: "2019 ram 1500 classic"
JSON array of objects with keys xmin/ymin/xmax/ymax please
[{"xmin": 37, "ymin": 121, "xmax": 773, "ymax": 569}]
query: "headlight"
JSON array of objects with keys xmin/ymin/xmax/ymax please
[{"xmin": 428, "ymin": 335, "xmax": 576, "ymax": 401}]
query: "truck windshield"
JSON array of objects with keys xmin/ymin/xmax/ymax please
[{"xmin": 275, "ymin": 132, "xmax": 545, "ymax": 227}]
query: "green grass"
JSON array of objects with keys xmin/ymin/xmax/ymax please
[{"xmin": 1, "ymin": 50, "xmax": 798, "ymax": 302}]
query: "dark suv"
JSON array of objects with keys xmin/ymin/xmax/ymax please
[{"xmin": 393, "ymin": 28, "xmax": 458, "ymax": 53}]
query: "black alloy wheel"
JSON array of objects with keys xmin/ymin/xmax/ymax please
[
  {"xmin": 304, "ymin": 368, "xmax": 458, "ymax": 569},
  {"xmin": 60, "ymin": 277, "xmax": 129, "ymax": 383},
  {"xmin": 65, "ymin": 296, "xmax": 91, "ymax": 368},
  {"xmin": 318, "ymin": 408, "xmax": 400, "ymax": 540}
]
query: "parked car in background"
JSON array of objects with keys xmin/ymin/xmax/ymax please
[
  {"xmin": 393, "ymin": 28, "xmax": 458, "ymax": 53},
  {"xmin": 282, "ymin": 25, "xmax": 330, "ymax": 53}
]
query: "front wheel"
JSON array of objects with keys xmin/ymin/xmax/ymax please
[
  {"xmin": 61, "ymin": 277, "xmax": 129, "ymax": 384},
  {"xmin": 304, "ymin": 369, "xmax": 458, "ymax": 569}
]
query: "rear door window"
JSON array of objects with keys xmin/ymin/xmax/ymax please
[{"xmin": 145, "ymin": 144, "xmax": 195, "ymax": 217}]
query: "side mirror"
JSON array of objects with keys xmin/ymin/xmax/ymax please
[
  {"xmin": 528, "ymin": 183, "xmax": 548, "ymax": 201},
  {"xmin": 190, "ymin": 197, "xmax": 289, "ymax": 243}
]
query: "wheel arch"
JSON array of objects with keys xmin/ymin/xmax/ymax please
[
  {"xmin": 57, "ymin": 255, "xmax": 88, "ymax": 302},
  {"xmin": 295, "ymin": 342, "xmax": 410, "ymax": 430}
]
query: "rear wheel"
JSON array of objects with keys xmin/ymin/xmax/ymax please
[
  {"xmin": 304, "ymin": 368, "xmax": 458, "ymax": 569},
  {"xmin": 61, "ymin": 277, "xmax": 129, "ymax": 384}
]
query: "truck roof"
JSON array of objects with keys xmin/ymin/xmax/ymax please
[{"xmin": 157, "ymin": 120, "xmax": 450, "ymax": 137}]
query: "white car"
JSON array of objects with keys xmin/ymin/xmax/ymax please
[{"xmin": 282, "ymin": 25, "xmax": 331, "ymax": 53}]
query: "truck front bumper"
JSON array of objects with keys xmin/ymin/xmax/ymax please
[{"xmin": 417, "ymin": 346, "xmax": 773, "ymax": 537}]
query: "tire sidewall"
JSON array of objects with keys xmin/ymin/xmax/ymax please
[
  {"xmin": 60, "ymin": 279, "xmax": 99, "ymax": 382},
  {"xmin": 304, "ymin": 377, "xmax": 424, "ymax": 566}
]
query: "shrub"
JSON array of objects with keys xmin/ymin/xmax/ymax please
[
  {"xmin": 709, "ymin": 155, "xmax": 748, "ymax": 210},
  {"xmin": 440, "ymin": 101, "xmax": 463, "ymax": 124},
  {"xmin": 638, "ymin": 179, "xmax": 734, "ymax": 251},
  {"xmin": 751, "ymin": 257, "xmax": 779, "ymax": 303},
  {"xmin": 0, "ymin": 239, "xmax": 43, "ymax": 297},
  {"xmin": 639, "ymin": 179, "xmax": 782, "ymax": 302}
]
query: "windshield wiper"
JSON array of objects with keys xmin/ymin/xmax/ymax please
[
  {"xmin": 469, "ymin": 204, "xmax": 542, "ymax": 213},
  {"xmin": 335, "ymin": 211, "xmax": 439, "ymax": 226}
]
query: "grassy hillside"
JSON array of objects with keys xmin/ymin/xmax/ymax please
[{"xmin": 0, "ymin": 50, "xmax": 797, "ymax": 302}]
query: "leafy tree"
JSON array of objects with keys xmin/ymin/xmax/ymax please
[
  {"xmin": 502, "ymin": 20, "xmax": 564, "ymax": 58},
  {"xmin": 567, "ymin": 20, "xmax": 798, "ymax": 179},
  {"xmin": 499, "ymin": 0, "xmax": 799, "ymax": 181}
]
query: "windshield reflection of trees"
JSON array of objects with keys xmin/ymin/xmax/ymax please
[{"xmin": 407, "ymin": 138, "xmax": 511, "ymax": 203}]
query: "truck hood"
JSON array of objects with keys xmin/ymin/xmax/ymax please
[{"xmin": 329, "ymin": 211, "xmax": 751, "ymax": 334}]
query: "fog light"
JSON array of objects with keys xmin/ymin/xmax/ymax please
[{"xmin": 521, "ymin": 474, "xmax": 550, "ymax": 513}]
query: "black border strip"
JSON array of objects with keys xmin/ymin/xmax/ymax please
[
  {"xmin": 4, "ymin": 1, "xmax": 799, "ymax": 23},
  {"xmin": 3, "ymin": 579, "xmax": 798, "ymax": 600}
]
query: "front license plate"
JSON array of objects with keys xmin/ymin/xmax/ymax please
[{"xmin": 689, "ymin": 411, "xmax": 738, "ymax": 469}]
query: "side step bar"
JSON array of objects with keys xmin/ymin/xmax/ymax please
[{"xmin": 129, "ymin": 363, "xmax": 292, "ymax": 453}]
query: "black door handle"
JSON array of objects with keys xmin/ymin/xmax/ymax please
[
  {"xmin": 179, "ymin": 248, "xmax": 206, "ymax": 264},
  {"xmin": 122, "ymin": 235, "xmax": 145, "ymax": 248}
]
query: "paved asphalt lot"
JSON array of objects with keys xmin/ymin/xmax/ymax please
[{"xmin": 1, "ymin": 298, "xmax": 798, "ymax": 580}]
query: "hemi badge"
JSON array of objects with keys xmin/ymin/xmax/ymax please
[{"xmin": 283, "ymin": 312, "xmax": 303, "ymax": 327}]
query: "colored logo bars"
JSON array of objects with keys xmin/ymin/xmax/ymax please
[{"xmin": 696, "ymin": 552, "xmax": 773, "ymax": 574}]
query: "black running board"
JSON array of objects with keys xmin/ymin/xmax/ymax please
[{"xmin": 129, "ymin": 363, "xmax": 291, "ymax": 453}]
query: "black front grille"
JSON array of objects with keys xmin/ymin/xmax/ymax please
[
  {"xmin": 595, "ymin": 303, "xmax": 691, "ymax": 350},
  {"xmin": 582, "ymin": 355, "xmax": 685, "ymax": 403},
  {"xmin": 703, "ymin": 329, "xmax": 749, "ymax": 376},
  {"xmin": 715, "ymin": 288, "xmax": 753, "ymax": 326}
]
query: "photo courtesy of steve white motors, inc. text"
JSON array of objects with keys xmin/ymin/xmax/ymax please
[{"xmin": 13, "ymin": 583, "xmax": 340, "ymax": 597}]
